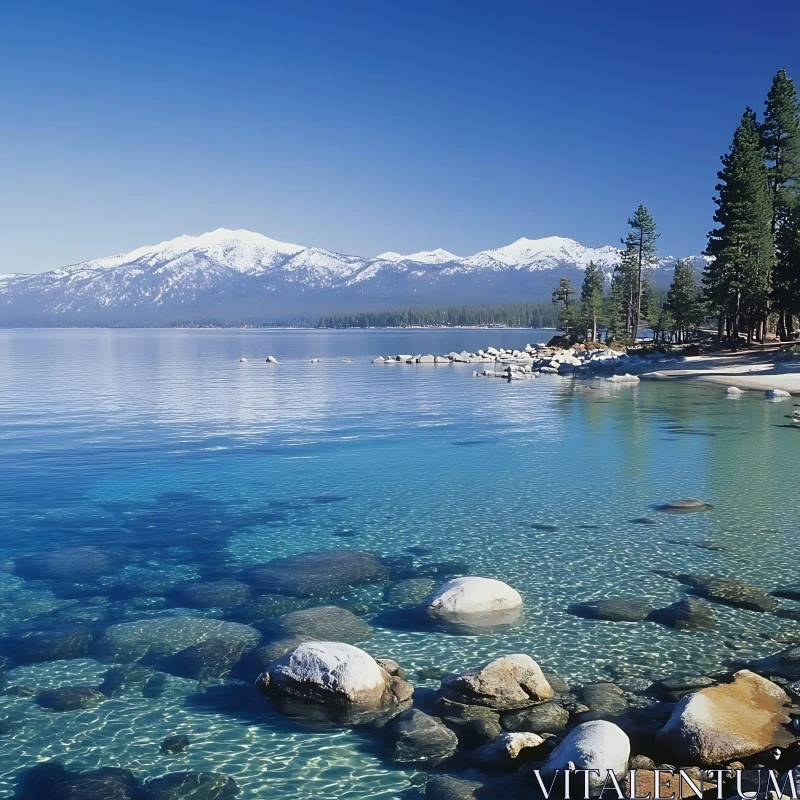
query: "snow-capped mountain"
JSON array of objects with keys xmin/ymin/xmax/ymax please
[{"xmin": 0, "ymin": 228, "xmax": 707, "ymax": 325}]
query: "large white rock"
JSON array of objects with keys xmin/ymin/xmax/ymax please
[
  {"xmin": 434, "ymin": 355, "xmax": 450, "ymax": 363},
  {"xmin": 607, "ymin": 373, "xmax": 640, "ymax": 383},
  {"xmin": 266, "ymin": 355, "xmax": 279, "ymax": 364},
  {"xmin": 418, "ymin": 354, "xmax": 435, "ymax": 363},
  {"xmin": 372, "ymin": 357, "xmax": 385, "ymax": 363},
  {"xmin": 260, "ymin": 640, "xmax": 412, "ymax": 707},
  {"xmin": 543, "ymin": 720, "xmax": 631, "ymax": 788},
  {"xmin": 727, "ymin": 386, "xmax": 744, "ymax": 395},
  {"xmin": 655, "ymin": 670, "xmax": 791, "ymax": 765},
  {"xmin": 423, "ymin": 577, "xmax": 523, "ymax": 620},
  {"xmin": 441, "ymin": 654, "xmax": 553, "ymax": 709},
  {"xmin": 765, "ymin": 388, "xmax": 791, "ymax": 399}
]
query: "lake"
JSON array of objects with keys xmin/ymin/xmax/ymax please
[{"xmin": 0, "ymin": 328, "xmax": 798, "ymax": 798}]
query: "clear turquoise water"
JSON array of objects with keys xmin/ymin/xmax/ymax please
[{"xmin": 0, "ymin": 328, "xmax": 798, "ymax": 798}]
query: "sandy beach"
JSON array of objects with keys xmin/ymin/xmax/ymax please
[{"xmin": 641, "ymin": 347, "xmax": 800, "ymax": 394}]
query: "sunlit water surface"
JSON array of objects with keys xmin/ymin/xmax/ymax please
[{"xmin": 0, "ymin": 329, "xmax": 798, "ymax": 798}]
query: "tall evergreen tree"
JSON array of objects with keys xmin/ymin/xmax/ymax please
[
  {"xmin": 666, "ymin": 259, "xmax": 703, "ymax": 343},
  {"xmin": 579, "ymin": 261, "xmax": 605, "ymax": 341},
  {"xmin": 704, "ymin": 109, "xmax": 775, "ymax": 348},
  {"xmin": 551, "ymin": 277, "xmax": 577, "ymax": 334},
  {"xmin": 622, "ymin": 205, "xmax": 660, "ymax": 339},
  {"xmin": 610, "ymin": 244, "xmax": 638, "ymax": 338},
  {"xmin": 761, "ymin": 68, "xmax": 800, "ymax": 339}
]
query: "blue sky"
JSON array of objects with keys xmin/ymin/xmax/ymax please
[{"xmin": 2, "ymin": 0, "xmax": 799, "ymax": 273}]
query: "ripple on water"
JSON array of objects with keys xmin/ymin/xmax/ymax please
[{"xmin": 0, "ymin": 330, "xmax": 799, "ymax": 797}]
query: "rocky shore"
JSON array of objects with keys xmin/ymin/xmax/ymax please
[
  {"xmin": 374, "ymin": 343, "xmax": 800, "ymax": 395},
  {"xmin": 375, "ymin": 342, "xmax": 642, "ymax": 381},
  {"xmin": 3, "ymin": 527, "xmax": 800, "ymax": 799}
]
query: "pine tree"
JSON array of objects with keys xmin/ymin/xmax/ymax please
[
  {"xmin": 704, "ymin": 109, "xmax": 775, "ymax": 348},
  {"xmin": 761, "ymin": 69, "xmax": 800, "ymax": 339},
  {"xmin": 622, "ymin": 205, "xmax": 660, "ymax": 339},
  {"xmin": 610, "ymin": 243, "xmax": 638, "ymax": 338},
  {"xmin": 579, "ymin": 261, "xmax": 605, "ymax": 341},
  {"xmin": 551, "ymin": 277, "xmax": 577, "ymax": 334},
  {"xmin": 667, "ymin": 259, "xmax": 703, "ymax": 343}
]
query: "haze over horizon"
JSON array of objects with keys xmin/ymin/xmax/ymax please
[{"xmin": 2, "ymin": 0, "xmax": 799, "ymax": 274}]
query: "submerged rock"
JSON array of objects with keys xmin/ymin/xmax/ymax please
[
  {"xmin": 542, "ymin": 720, "xmax": 630, "ymax": 788},
  {"xmin": 1, "ymin": 623, "xmax": 93, "ymax": 663},
  {"xmin": 99, "ymin": 665, "xmax": 155, "ymax": 696},
  {"xmin": 648, "ymin": 597, "xmax": 717, "ymax": 630},
  {"xmin": 385, "ymin": 708, "xmax": 458, "ymax": 765},
  {"xmin": 14, "ymin": 546, "xmax": 114, "ymax": 582},
  {"xmin": 424, "ymin": 775, "xmax": 486, "ymax": 799},
  {"xmin": 175, "ymin": 579, "xmax": 250, "ymax": 609},
  {"xmin": 384, "ymin": 578, "xmax": 437, "ymax": 609},
  {"xmin": 655, "ymin": 572, "xmax": 777, "ymax": 612},
  {"xmin": 140, "ymin": 771, "xmax": 239, "ymax": 800},
  {"xmin": 657, "ymin": 498, "xmax": 713, "ymax": 513},
  {"xmin": 258, "ymin": 641, "xmax": 413, "ymax": 708},
  {"xmin": 440, "ymin": 654, "xmax": 553, "ymax": 710},
  {"xmin": 656, "ymin": 669, "xmax": 792, "ymax": 765},
  {"xmin": 92, "ymin": 617, "xmax": 260, "ymax": 663},
  {"xmin": 240, "ymin": 550, "xmax": 387, "ymax": 597},
  {"xmin": 264, "ymin": 606, "xmax": 372, "ymax": 644},
  {"xmin": 772, "ymin": 584, "xmax": 800, "ymax": 601},
  {"xmin": 228, "ymin": 594, "xmax": 309, "ymax": 623},
  {"xmin": 169, "ymin": 636, "xmax": 254, "ymax": 680},
  {"xmin": 423, "ymin": 577, "xmax": 523, "ymax": 629},
  {"xmin": 18, "ymin": 763, "xmax": 137, "ymax": 800},
  {"xmin": 38, "ymin": 686, "xmax": 107, "ymax": 712},
  {"xmin": 749, "ymin": 645, "xmax": 800, "ymax": 682},
  {"xmin": 161, "ymin": 734, "xmax": 191, "ymax": 754},
  {"xmin": 568, "ymin": 598, "xmax": 653, "ymax": 622}
]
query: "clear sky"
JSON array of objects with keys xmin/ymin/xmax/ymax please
[{"xmin": 2, "ymin": 0, "xmax": 799, "ymax": 273}]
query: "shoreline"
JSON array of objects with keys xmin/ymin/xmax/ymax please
[
  {"xmin": 377, "ymin": 342, "xmax": 800, "ymax": 395},
  {"xmin": 637, "ymin": 350, "xmax": 800, "ymax": 394}
]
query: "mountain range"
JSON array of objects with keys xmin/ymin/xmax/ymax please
[{"xmin": 0, "ymin": 228, "xmax": 708, "ymax": 326}]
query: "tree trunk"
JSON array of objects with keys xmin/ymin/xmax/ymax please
[
  {"xmin": 717, "ymin": 315, "xmax": 724, "ymax": 342},
  {"xmin": 633, "ymin": 231, "xmax": 643, "ymax": 340}
]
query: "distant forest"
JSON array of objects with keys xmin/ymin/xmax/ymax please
[{"xmin": 316, "ymin": 303, "xmax": 560, "ymax": 329}]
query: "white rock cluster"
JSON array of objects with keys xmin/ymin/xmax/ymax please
[{"xmin": 373, "ymin": 344, "xmax": 680, "ymax": 382}]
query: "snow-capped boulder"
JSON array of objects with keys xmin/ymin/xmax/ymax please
[
  {"xmin": 418, "ymin": 354, "xmax": 435, "ymax": 363},
  {"xmin": 655, "ymin": 670, "xmax": 792, "ymax": 765},
  {"xmin": 543, "ymin": 720, "xmax": 630, "ymax": 788},
  {"xmin": 266, "ymin": 355, "xmax": 279, "ymax": 364},
  {"xmin": 258, "ymin": 641, "xmax": 412, "ymax": 707},
  {"xmin": 423, "ymin": 577, "xmax": 523, "ymax": 625},
  {"xmin": 765, "ymin": 388, "xmax": 791, "ymax": 399},
  {"xmin": 727, "ymin": 386, "xmax": 743, "ymax": 396}
]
